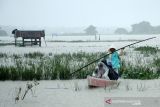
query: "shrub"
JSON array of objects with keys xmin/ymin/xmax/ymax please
[
  {"xmin": 121, "ymin": 65, "xmax": 159, "ymax": 80},
  {"xmin": 134, "ymin": 46, "xmax": 158, "ymax": 54},
  {"xmin": 0, "ymin": 66, "xmax": 10, "ymax": 80},
  {"xmin": 153, "ymin": 58, "xmax": 160, "ymax": 74}
]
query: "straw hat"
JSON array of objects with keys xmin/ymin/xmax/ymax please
[{"xmin": 109, "ymin": 44, "xmax": 116, "ymax": 50}]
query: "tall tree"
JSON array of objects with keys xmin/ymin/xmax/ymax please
[
  {"xmin": 84, "ymin": 25, "xmax": 98, "ymax": 35},
  {"xmin": 131, "ymin": 21, "xmax": 153, "ymax": 34},
  {"xmin": 0, "ymin": 29, "xmax": 8, "ymax": 36}
]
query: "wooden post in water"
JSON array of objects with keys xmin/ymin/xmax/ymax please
[
  {"xmin": 22, "ymin": 37, "xmax": 24, "ymax": 46},
  {"xmin": 99, "ymin": 34, "xmax": 100, "ymax": 40},
  {"xmin": 95, "ymin": 34, "xmax": 97, "ymax": 40},
  {"xmin": 39, "ymin": 38, "xmax": 41, "ymax": 47},
  {"xmin": 15, "ymin": 36, "xmax": 17, "ymax": 46}
]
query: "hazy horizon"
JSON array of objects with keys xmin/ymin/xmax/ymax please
[{"xmin": 1, "ymin": 0, "xmax": 160, "ymax": 28}]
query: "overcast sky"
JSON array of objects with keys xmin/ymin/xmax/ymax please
[{"xmin": 0, "ymin": 0, "xmax": 160, "ymax": 28}]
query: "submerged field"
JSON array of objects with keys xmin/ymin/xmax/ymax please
[
  {"xmin": 0, "ymin": 35, "xmax": 160, "ymax": 80},
  {"xmin": 1, "ymin": 79, "xmax": 160, "ymax": 107},
  {"xmin": 0, "ymin": 47, "xmax": 160, "ymax": 80},
  {"xmin": 0, "ymin": 35, "xmax": 160, "ymax": 107}
]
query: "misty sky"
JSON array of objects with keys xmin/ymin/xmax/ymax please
[{"xmin": 0, "ymin": 0, "xmax": 160, "ymax": 28}]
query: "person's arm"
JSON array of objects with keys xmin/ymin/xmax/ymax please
[{"xmin": 119, "ymin": 48, "xmax": 125, "ymax": 56}]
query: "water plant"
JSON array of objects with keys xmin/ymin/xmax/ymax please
[
  {"xmin": 0, "ymin": 53, "xmax": 8, "ymax": 58},
  {"xmin": 24, "ymin": 52, "xmax": 44, "ymax": 59},
  {"xmin": 121, "ymin": 65, "xmax": 159, "ymax": 80},
  {"xmin": 134, "ymin": 46, "xmax": 158, "ymax": 55},
  {"xmin": 0, "ymin": 50, "xmax": 160, "ymax": 80}
]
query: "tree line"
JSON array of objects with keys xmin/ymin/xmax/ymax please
[
  {"xmin": 0, "ymin": 27, "xmax": 8, "ymax": 36},
  {"xmin": 84, "ymin": 21, "xmax": 160, "ymax": 35},
  {"xmin": 115, "ymin": 21, "xmax": 160, "ymax": 34}
]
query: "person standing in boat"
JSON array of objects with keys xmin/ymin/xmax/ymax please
[
  {"xmin": 104, "ymin": 44, "xmax": 124, "ymax": 80},
  {"xmin": 92, "ymin": 44, "xmax": 124, "ymax": 80}
]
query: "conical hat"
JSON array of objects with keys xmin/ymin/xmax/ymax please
[{"xmin": 109, "ymin": 44, "xmax": 116, "ymax": 50}]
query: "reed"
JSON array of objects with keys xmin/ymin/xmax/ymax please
[
  {"xmin": 0, "ymin": 53, "xmax": 8, "ymax": 58},
  {"xmin": 134, "ymin": 46, "xmax": 158, "ymax": 55},
  {"xmin": 24, "ymin": 52, "xmax": 44, "ymax": 58},
  {"xmin": 0, "ymin": 50, "xmax": 160, "ymax": 80}
]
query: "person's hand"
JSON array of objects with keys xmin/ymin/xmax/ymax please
[
  {"xmin": 119, "ymin": 48, "xmax": 125, "ymax": 56},
  {"xmin": 121, "ymin": 47, "xmax": 125, "ymax": 50}
]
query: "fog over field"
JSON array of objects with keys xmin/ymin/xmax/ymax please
[{"xmin": 1, "ymin": 0, "xmax": 160, "ymax": 29}]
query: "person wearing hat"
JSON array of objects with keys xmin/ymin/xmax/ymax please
[
  {"xmin": 92, "ymin": 44, "xmax": 124, "ymax": 80},
  {"xmin": 107, "ymin": 44, "xmax": 124, "ymax": 76},
  {"xmin": 108, "ymin": 45, "xmax": 120, "ymax": 74}
]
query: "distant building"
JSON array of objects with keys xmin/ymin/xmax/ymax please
[{"xmin": 12, "ymin": 29, "xmax": 45, "ymax": 46}]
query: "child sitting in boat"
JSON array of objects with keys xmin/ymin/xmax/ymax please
[{"xmin": 92, "ymin": 62, "xmax": 110, "ymax": 79}]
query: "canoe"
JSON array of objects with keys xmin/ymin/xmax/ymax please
[{"xmin": 87, "ymin": 75, "xmax": 118, "ymax": 87}]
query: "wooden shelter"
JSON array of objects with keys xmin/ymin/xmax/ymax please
[{"xmin": 12, "ymin": 29, "xmax": 45, "ymax": 46}]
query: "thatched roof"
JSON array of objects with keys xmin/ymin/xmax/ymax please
[{"xmin": 12, "ymin": 29, "xmax": 45, "ymax": 38}]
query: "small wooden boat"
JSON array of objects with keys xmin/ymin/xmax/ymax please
[{"xmin": 87, "ymin": 75, "xmax": 118, "ymax": 87}]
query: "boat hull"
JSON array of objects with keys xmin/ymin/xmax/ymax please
[{"xmin": 87, "ymin": 76, "xmax": 117, "ymax": 87}]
